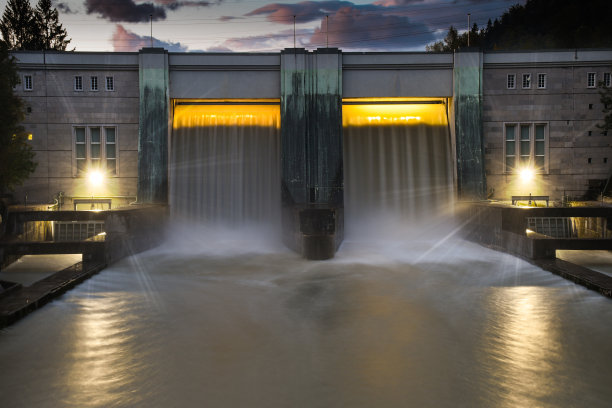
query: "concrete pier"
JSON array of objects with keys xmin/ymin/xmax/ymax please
[{"xmin": 280, "ymin": 49, "xmax": 344, "ymax": 259}]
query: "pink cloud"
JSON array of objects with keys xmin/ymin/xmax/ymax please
[{"xmin": 112, "ymin": 24, "xmax": 189, "ymax": 51}]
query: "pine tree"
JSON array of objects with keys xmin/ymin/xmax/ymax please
[
  {"xmin": 599, "ymin": 81, "xmax": 612, "ymax": 132},
  {"xmin": 0, "ymin": 44, "xmax": 37, "ymax": 193},
  {"xmin": 0, "ymin": 0, "xmax": 71, "ymax": 51},
  {"xmin": 0, "ymin": 0, "xmax": 37, "ymax": 50},
  {"xmin": 34, "ymin": 0, "xmax": 70, "ymax": 50}
]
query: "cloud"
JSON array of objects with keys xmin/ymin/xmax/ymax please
[
  {"xmin": 154, "ymin": 0, "xmax": 215, "ymax": 9},
  {"xmin": 56, "ymin": 2, "xmax": 77, "ymax": 14},
  {"xmin": 86, "ymin": 0, "xmax": 166, "ymax": 22},
  {"xmin": 213, "ymin": 28, "xmax": 313, "ymax": 51},
  {"xmin": 307, "ymin": 6, "xmax": 435, "ymax": 50},
  {"xmin": 112, "ymin": 24, "xmax": 191, "ymax": 51},
  {"xmin": 246, "ymin": 1, "xmax": 355, "ymax": 24},
  {"xmin": 86, "ymin": 0, "xmax": 217, "ymax": 23}
]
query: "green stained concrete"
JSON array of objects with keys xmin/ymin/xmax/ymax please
[
  {"xmin": 138, "ymin": 49, "xmax": 170, "ymax": 204},
  {"xmin": 280, "ymin": 49, "xmax": 343, "ymax": 206},
  {"xmin": 454, "ymin": 50, "xmax": 486, "ymax": 200}
]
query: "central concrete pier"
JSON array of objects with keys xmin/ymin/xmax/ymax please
[{"xmin": 280, "ymin": 49, "xmax": 344, "ymax": 259}]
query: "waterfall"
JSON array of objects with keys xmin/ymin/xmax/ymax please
[
  {"xmin": 169, "ymin": 104, "xmax": 281, "ymax": 228},
  {"xmin": 343, "ymin": 102, "xmax": 455, "ymax": 234}
]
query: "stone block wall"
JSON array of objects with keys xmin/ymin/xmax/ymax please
[
  {"xmin": 482, "ymin": 51, "xmax": 612, "ymax": 201},
  {"xmin": 12, "ymin": 52, "xmax": 140, "ymax": 208}
]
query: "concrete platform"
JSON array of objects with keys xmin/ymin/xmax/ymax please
[
  {"xmin": 0, "ymin": 260, "xmax": 106, "ymax": 328},
  {"xmin": 534, "ymin": 257, "xmax": 612, "ymax": 298},
  {"xmin": 0, "ymin": 254, "xmax": 82, "ymax": 286},
  {"xmin": 557, "ymin": 250, "xmax": 612, "ymax": 278}
]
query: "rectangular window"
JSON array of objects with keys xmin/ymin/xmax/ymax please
[
  {"xmin": 90, "ymin": 76, "xmax": 98, "ymax": 91},
  {"xmin": 537, "ymin": 73, "xmax": 546, "ymax": 89},
  {"xmin": 23, "ymin": 75, "xmax": 33, "ymax": 91},
  {"xmin": 73, "ymin": 126, "xmax": 118, "ymax": 176},
  {"xmin": 507, "ymin": 74, "xmax": 516, "ymax": 89},
  {"xmin": 105, "ymin": 127, "xmax": 116, "ymax": 175},
  {"xmin": 505, "ymin": 125, "xmax": 515, "ymax": 172},
  {"xmin": 535, "ymin": 124, "xmax": 545, "ymax": 169},
  {"xmin": 587, "ymin": 72, "xmax": 596, "ymax": 88},
  {"xmin": 505, "ymin": 123, "xmax": 547, "ymax": 173},
  {"xmin": 75, "ymin": 127, "xmax": 86, "ymax": 175},
  {"xmin": 604, "ymin": 72, "xmax": 611, "ymax": 88},
  {"xmin": 520, "ymin": 124, "xmax": 531, "ymax": 165},
  {"xmin": 74, "ymin": 76, "xmax": 83, "ymax": 91},
  {"xmin": 522, "ymin": 73, "xmax": 531, "ymax": 89},
  {"xmin": 105, "ymin": 76, "xmax": 114, "ymax": 91}
]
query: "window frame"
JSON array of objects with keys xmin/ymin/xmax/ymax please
[
  {"xmin": 23, "ymin": 74, "xmax": 33, "ymax": 91},
  {"xmin": 105, "ymin": 76, "xmax": 114, "ymax": 91},
  {"xmin": 507, "ymin": 74, "xmax": 516, "ymax": 89},
  {"xmin": 72, "ymin": 125, "xmax": 119, "ymax": 177},
  {"xmin": 74, "ymin": 75, "xmax": 83, "ymax": 91},
  {"xmin": 537, "ymin": 73, "xmax": 547, "ymax": 89},
  {"xmin": 522, "ymin": 73, "xmax": 531, "ymax": 89},
  {"xmin": 587, "ymin": 72, "xmax": 596, "ymax": 88},
  {"xmin": 503, "ymin": 122, "xmax": 549, "ymax": 174},
  {"xmin": 90, "ymin": 76, "xmax": 98, "ymax": 91},
  {"xmin": 604, "ymin": 72, "xmax": 611, "ymax": 88}
]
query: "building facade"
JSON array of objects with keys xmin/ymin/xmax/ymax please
[{"xmin": 11, "ymin": 48, "xmax": 612, "ymax": 209}]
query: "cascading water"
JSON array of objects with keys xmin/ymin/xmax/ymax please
[
  {"xmin": 342, "ymin": 101, "xmax": 454, "ymax": 236},
  {"xmin": 169, "ymin": 103, "xmax": 281, "ymax": 228}
]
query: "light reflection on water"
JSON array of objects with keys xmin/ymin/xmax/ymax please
[{"xmin": 0, "ymin": 229, "xmax": 611, "ymax": 407}]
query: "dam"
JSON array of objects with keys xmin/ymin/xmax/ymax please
[
  {"xmin": 1, "ymin": 48, "xmax": 612, "ymax": 407},
  {"xmin": 10, "ymin": 47, "xmax": 610, "ymax": 257}
]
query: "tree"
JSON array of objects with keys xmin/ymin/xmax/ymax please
[
  {"xmin": 0, "ymin": 0, "xmax": 70, "ymax": 50},
  {"xmin": 34, "ymin": 0, "xmax": 70, "ymax": 50},
  {"xmin": 599, "ymin": 80, "xmax": 612, "ymax": 132},
  {"xmin": 427, "ymin": 0, "xmax": 612, "ymax": 52},
  {"xmin": 0, "ymin": 0, "xmax": 37, "ymax": 50},
  {"xmin": 425, "ymin": 24, "xmax": 483, "ymax": 52},
  {"xmin": 0, "ymin": 44, "xmax": 37, "ymax": 193}
]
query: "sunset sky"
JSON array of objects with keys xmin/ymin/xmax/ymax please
[{"xmin": 0, "ymin": 0, "xmax": 526, "ymax": 52}]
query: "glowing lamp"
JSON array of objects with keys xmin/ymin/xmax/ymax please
[
  {"xmin": 88, "ymin": 170, "xmax": 104, "ymax": 187},
  {"xmin": 519, "ymin": 168, "xmax": 535, "ymax": 183}
]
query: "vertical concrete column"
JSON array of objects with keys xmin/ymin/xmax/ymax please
[
  {"xmin": 454, "ymin": 49, "xmax": 486, "ymax": 200},
  {"xmin": 280, "ymin": 48, "xmax": 343, "ymax": 259},
  {"xmin": 280, "ymin": 48, "xmax": 309, "ymax": 205},
  {"xmin": 137, "ymin": 48, "xmax": 169, "ymax": 204}
]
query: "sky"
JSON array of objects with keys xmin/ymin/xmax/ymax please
[{"xmin": 0, "ymin": 0, "xmax": 527, "ymax": 52}]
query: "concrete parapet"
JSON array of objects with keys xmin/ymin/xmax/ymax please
[
  {"xmin": 0, "ymin": 204, "xmax": 168, "ymax": 268},
  {"xmin": 459, "ymin": 201, "xmax": 612, "ymax": 259},
  {"xmin": 104, "ymin": 204, "xmax": 168, "ymax": 264}
]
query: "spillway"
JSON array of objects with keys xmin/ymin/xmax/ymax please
[
  {"xmin": 169, "ymin": 102, "xmax": 281, "ymax": 228},
  {"xmin": 343, "ymin": 100, "xmax": 454, "ymax": 235}
]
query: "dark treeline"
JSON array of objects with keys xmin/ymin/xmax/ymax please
[
  {"xmin": 427, "ymin": 0, "xmax": 612, "ymax": 51},
  {"xmin": 0, "ymin": 0, "xmax": 70, "ymax": 50}
]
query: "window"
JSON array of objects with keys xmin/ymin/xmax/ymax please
[
  {"xmin": 105, "ymin": 76, "xmax": 114, "ymax": 91},
  {"xmin": 90, "ymin": 76, "xmax": 98, "ymax": 91},
  {"xmin": 537, "ymin": 73, "xmax": 546, "ymax": 89},
  {"xmin": 507, "ymin": 74, "xmax": 516, "ymax": 89},
  {"xmin": 587, "ymin": 72, "xmax": 596, "ymax": 88},
  {"xmin": 23, "ymin": 74, "xmax": 32, "ymax": 91},
  {"xmin": 505, "ymin": 123, "xmax": 547, "ymax": 173},
  {"xmin": 73, "ymin": 126, "xmax": 118, "ymax": 176},
  {"xmin": 74, "ymin": 76, "xmax": 83, "ymax": 91},
  {"xmin": 604, "ymin": 73, "xmax": 611, "ymax": 88},
  {"xmin": 522, "ymin": 73, "xmax": 531, "ymax": 89}
]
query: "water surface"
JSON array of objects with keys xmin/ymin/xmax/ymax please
[{"xmin": 1, "ymin": 227, "xmax": 610, "ymax": 408}]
